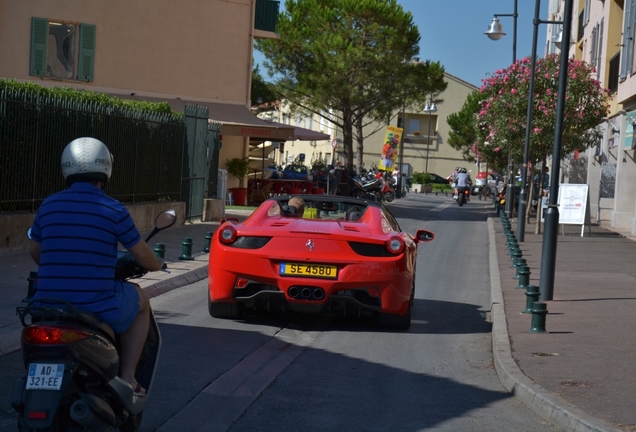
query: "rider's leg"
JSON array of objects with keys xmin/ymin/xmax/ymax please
[{"xmin": 119, "ymin": 285, "xmax": 150, "ymax": 390}]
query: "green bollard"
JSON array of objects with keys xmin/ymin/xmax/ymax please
[
  {"xmin": 510, "ymin": 249, "xmax": 522, "ymax": 267},
  {"xmin": 179, "ymin": 237, "xmax": 194, "ymax": 260},
  {"xmin": 529, "ymin": 301, "xmax": 548, "ymax": 333},
  {"xmin": 23, "ymin": 271, "xmax": 38, "ymax": 303},
  {"xmin": 154, "ymin": 243, "xmax": 166, "ymax": 258},
  {"xmin": 516, "ymin": 265, "xmax": 530, "ymax": 289},
  {"xmin": 514, "ymin": 258, "xmax": 527, "ymax": 279},
  {"xmin": 203, "ymin": 231, "xmax": 212, "ymax": 253},
  {"xmin": 523, "ymin": 285, "xmax": 540, "ymax": 313}
]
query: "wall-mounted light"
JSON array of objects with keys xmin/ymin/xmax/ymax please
[{"xmin": 612, "ymin": 126, "xmax": 620, "ymax": 135}]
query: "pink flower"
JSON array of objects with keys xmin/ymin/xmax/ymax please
[
  {"xmin": 511, "ymin": 89, "xmax": 518, "ymax": 94},
  {"xmin": 494, "ymin": 147, "xmax": 500, "ymax": 152}
]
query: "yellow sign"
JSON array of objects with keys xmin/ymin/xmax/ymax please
[{"xmin": 378, "ymin": 126, "xmax": 402, "ymax": 171}]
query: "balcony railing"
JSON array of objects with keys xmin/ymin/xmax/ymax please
[{"xmin": 255, "ymin": 0, "xmax": 279, "ymax": 33}]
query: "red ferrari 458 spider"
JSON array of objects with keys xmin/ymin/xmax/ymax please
[{"xmin": 207, "ymin": 195, "xmax": 434, "ymax": 329}]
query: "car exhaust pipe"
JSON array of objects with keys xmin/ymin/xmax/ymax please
[
  {"xmin": 313, "ymin": 288, "xmax": 325, "ymax": 300},
  {"xmin": 301, "ymin": 288, "xmax": 312, "ymax": 298},
  {"xmin": 288, "ymin": 287, "xmax": 299, "ymax": 298}
]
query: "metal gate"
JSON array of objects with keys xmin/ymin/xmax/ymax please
[
  {"xmin": 183, "ymin": 104, "xmax": 209, "ymax": 221},
  {"xmin": 207, "ymin": 123, "xmax": 222, "ymax": 198}
]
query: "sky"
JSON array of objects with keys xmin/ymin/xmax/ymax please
[{"xmin": 254, "ymin": 0, "xmax": 550, "ymax": 88}]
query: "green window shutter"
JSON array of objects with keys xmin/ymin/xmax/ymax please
[
  {"xmin": 77, "ymin": 23, "xmax": 96, "ymax": 82},
  {"xmin": 29, "ymin": 17, "xmax": 48, "ymax": 77}
]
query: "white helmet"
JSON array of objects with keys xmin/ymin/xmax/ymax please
[{"xmin": 61, "ymin": 137, "xmax": 113, "ymax": 184}]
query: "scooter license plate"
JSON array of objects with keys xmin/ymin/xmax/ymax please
[{"xmin": 25, "ymin": 363, "xmax": 64, "ymax": 390}]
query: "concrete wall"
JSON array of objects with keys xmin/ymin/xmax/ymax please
[{"xmin": 0, "ymin": 201, "xmax": 186, "ymax": 254}]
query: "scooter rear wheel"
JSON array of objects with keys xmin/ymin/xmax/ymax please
[
  {"xmin": 120, "ymin": 411, "xmax": 143, "ymax": 432},
  {"xmin": 384, "ymin": 191, "xmax": 394, "ymax": 202}
]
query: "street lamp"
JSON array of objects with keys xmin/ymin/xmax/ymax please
[
  {"xmin": 485, "ymin": 0, "xmax": 518, "ymax": 219},
  {"xmin": 424, "ymin": 100, "xmax": 437, "ymax": 173},
  {"xmin": 539, "ymin": 0, "xmax": 575, "ymax": 301},
  {"xmin": 516, "ymin": 0, "xmax": 563, "ymax": 242}
]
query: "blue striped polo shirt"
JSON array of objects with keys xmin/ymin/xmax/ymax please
[{"xmin": 30, "ymin": 182, "xmax": 141, "ymax": 322}]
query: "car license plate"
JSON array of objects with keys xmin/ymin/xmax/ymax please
[
  {"xmin": 26, "ymin": 364, "xmax": 64, "ymax": 390},
  {"xmin": 280, "ymin": 263, "xmax": 337, "ymax": 279}
]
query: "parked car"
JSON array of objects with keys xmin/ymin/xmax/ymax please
[
  {"xmin": 282, "ymin": 165, "xmax": 309, "ymax": 180},
  {"xmin": 428, "ymin": 173, "xmax": 450, "ymax": 185},
  {"xmin": 207, "ymin": 195, "xmax": 434, "ymax": 330}
]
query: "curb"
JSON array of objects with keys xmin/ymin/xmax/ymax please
[
  {"xmin": 487, "ymin": 216, "xmax": 621, "ymax": 432},
  {"xmin": 0, "ymin": 263, "xmax": 209, "ymax": 358}
]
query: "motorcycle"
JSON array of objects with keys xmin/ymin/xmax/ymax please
[
  {"xmin": 453, "ymin": 186, "xmax": 470, "ymax": 206},
  {"xmin": 12, "ymin": 209, "xmax": 177, "ymax": 432},
  {"xmin": 352, "ymin": 171, "xmax": 382, "ymax": 202}
]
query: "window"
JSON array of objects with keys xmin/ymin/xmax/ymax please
[
  {"xmin": 30, "ymin": 17, "xmax": 96, "ymax": 82},
  {"xmin": 620, "ymin": 0, "xmax": 636, "ymax": 80},
  {"xmin": 609, "ymin": 52, "xmax": 620, "ymax": 93}
]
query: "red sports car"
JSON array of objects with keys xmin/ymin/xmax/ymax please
[{"xmin": 207, "ymin": 195, "xmax": 434, "ymax": 330}]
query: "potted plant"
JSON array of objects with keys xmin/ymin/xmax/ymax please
[
  {"xmin": 226, "ymin": 157, "xmax": 251, "ymax": 206},
  {"xmin": 411, "ymin": 172, "xmax": 432, "ymax": 193}
]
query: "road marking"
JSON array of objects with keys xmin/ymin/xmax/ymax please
[
  {"xmin": 430, "ymin": 202, "xmax": 453, "ymax": 212},
  {"xmin": 158, "ymin": 317, "xmax": 331, "ymax": 432}
]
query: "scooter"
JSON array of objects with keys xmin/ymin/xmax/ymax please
[
  {"xmin": 376, "ymin": 171, "xmax": 395, "ymax": 202},
  {"xmin": 12, "ymin": 209, "xmax": 177, "ymax": 432},
  {"xmin": 352, "ymin": 171, "xmax": 382, "ymax": 202}
]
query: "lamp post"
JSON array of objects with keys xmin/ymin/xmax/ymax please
[
  {"xmin": 396, "ymin": 97, "xmax": 407, "ymax": 199},
  {"xmin": 516, "ymin": 0, "xmax": 563, "ymax": 242},
  {"xmin": 424, "ymin": 100, "xmax": 437, "ymax": 173},
  {"xmin": 486, "ymin": 0, "xmax": 517, "ymax": 219},
  {"xmin": 539, "ymin": 0, "xmax": 574, "ymax": 301}
]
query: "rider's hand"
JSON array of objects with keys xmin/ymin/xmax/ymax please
[{"xmin": 156, "ymin": 257, "xmax": 166, "ymax": 270}]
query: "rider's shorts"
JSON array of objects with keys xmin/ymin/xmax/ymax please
[{"xmin": 106, "ymin": 281, "xmax": 141, "ymax": 333}]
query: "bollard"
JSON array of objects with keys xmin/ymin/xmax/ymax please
[
  {"xmin": 23, "ymin": 271, "xmax": 38, "ymax": 303},
  {"xmin": 529, "ymin": 301, "xmax": 548, "ymax": 333},
  {"xmin": 516, "ymin": 265, "xmax": 530, "ymax": 289},
  {"xmin": 203, "ymin": 231, "xmax": 212, "ymax": 253},
  {"xmin": 513, "ymin": 258, "xmax": 527, "ymax": 278},
  {"xmin": 523, "ymin": 285, "xmax": 540, "ymax": 313},
  {"xmin": 179, "ymin": 237, "xmax": 194, "ymax": 260},
  {"xmin": 510, "ymin": 249, "xmax": 522, "ymax": 267},
  {"xmin": 154, "ymin": 243, "xmax": 166, "ymax": 258}
]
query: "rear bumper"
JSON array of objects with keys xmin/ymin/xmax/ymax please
[{"xmin": 208, "ymin": 247, "xmax": 413, "ymax": 315}]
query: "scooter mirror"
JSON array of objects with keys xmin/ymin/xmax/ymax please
[{"xmin": 155, "ymin": 209, "xmax": 177, "ymax": 230}]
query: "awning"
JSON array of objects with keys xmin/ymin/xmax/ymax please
[
  {"xmin": 204, "ymin": 103, "xmax": 295, "ymax": 140},
  {"xmin": 118, "ymin": 94, "xmax": 295, "ymax": 140},
  {"xmin": 263, "ymin": 121, "xmax": 331, "ymax": 141}
]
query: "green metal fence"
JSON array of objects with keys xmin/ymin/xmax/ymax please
[{"xmin": 0, "ymin": 87, "xmax": 186, "ymax": 212}]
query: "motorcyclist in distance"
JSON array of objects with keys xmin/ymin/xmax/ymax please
[
  {"xmin": 27, "ymin": 137, "xmax": 165, "ymax": 397},
  {"xmin": 455, "ymin": 167, "xmax": 473, "ymax": 201}
]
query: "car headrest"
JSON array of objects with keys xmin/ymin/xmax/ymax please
[
  {"xmin": 348, "ymin": 210, "xmax": 363, "ymax": 222},
  {"xmin": 282, "ymin": 205, "xmax": 299, "ymax": 217}
]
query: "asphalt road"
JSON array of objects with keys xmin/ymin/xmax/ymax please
[{"xmin": 0, "ymin": 194, "xmax": 562, "ymax": 431}]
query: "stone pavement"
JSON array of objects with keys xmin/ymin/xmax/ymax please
[
  {"xmin": 489, "ymin": 213, "xmax": 635, "ymax": 432},
  {"xmin": 1, "ymin": 205, "xmax": 634, "ymax": 432}
]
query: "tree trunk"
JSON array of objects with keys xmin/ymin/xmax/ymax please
[
  {"xmin": 355, "ymin": 117, "xmax": 364, "ymax": 174},
  {"xmin": 525, "ymin": 172, "xmax": 535, "ymax": 224},
  {"xmin": 342, "ymin": 108, "xmax": 354, "ymax": 172},
  {"xmin": 534, "ymin": 157, "xmax": 547, "ymax": 235}
]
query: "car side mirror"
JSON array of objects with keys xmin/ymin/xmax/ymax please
[{"xmin": 415, "ymin": 229, "xmax": 434, "ymax": 242}]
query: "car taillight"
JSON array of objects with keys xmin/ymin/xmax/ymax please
[
  {"xmin": 386, "ymin": 236, "xmax": 405, "ymax": 254},
  {"xmin": 219, "ymin": 225, "xmax": 237, "ymax": 244},
  {"xmin": 23, "ymin": 325, "xmax": 90, "ymax": 345}
]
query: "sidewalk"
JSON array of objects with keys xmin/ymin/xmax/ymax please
[
  {"xmin": 0, "ymin": 210, "xmax": 251, "ymax": 357},
  {"xmin": 489, "ymin": 213, "xmax": 635, "ymax": 432}
]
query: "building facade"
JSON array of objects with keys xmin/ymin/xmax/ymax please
[
  {"xmin": 0, "ymin": 0, "xmax": 283, "ymax": 190},
  {"xmin": 548, "ymin": 0, "xmax": 636, "ymax": 235}
]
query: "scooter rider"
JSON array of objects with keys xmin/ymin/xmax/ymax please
[
  {"xmin": 28, "ymin": 137, "xmax": 164, "ymax": 397},
  {"xmin": 455, "ymin": 167, "xmax": 473, "ymax": 201}
]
